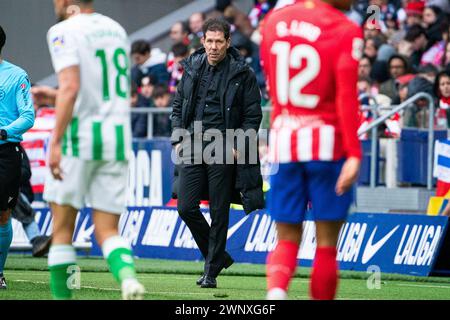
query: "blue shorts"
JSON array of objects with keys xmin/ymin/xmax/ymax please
[{"xmin": 267, "ymin": 160, "xmax": 353, "ymax": 224}]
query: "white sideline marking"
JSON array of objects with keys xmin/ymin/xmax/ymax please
[
  {"xmin": 396, "ymin": 284, "xmax": 450, "ymax": 289},
  {"xmin": 10, "ymin": 279, "xmax": 226, "ymax": 296},
  {"xmin": 12, "ymin": 279, "xmax": 121, "ymax": 292}
]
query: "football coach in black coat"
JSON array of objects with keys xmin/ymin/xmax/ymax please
[{"xmin": 171, "ymin": 18, "xmax": 264, "ymax": 288}]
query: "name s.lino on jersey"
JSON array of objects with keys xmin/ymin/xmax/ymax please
[{"xmin": 260, "ymin": 0, "xmax": 363, "ymax": 163}]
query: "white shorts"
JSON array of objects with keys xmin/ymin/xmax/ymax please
[{"xmin": 43, "ymin": 157, "xmax": 128, "ymax": 215}]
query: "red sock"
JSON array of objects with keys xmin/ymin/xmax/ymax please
[
  {"xmin": 266, "ymin": 240, "xmax": 299, "ymax": 291},
  {"xmin": 310, "ymin": 247, "xmax": 339, "ymax": 300}
]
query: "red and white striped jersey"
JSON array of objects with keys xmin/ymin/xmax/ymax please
[
  {"xmin": 22, "ymin": 108, "xmax": 55, "ymax": 194},
  {"xmin": 260, "ymin": 0, "xmax": 363, "ymax": 163}
]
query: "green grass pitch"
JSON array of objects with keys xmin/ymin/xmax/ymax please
[{"xmin": 1, "ymin": 255, "xmax": 450, "ymax": 300}]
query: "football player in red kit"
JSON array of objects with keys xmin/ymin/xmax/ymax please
[{"xmin": 260, "ymin": 0, "xmax": 363, "ymax": 300}]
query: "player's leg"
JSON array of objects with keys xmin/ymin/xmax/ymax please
[
  {"xmin": 266, "ymin": 222, "xmax": 302, "ymax": 300},
  {"xmin": 43, "ymin": 157, "xmax": 87, "ymax": 299},
  {"xmin": 93, "ymin": 210, "xmax": 144, "ymax": 299},
  {"xmin": 266, "ymin": 162, "xmax": 308, "ymax": 300},
  {"xmin": 47, "ymin": 203, "xmax": 78, "ymax": 299},
  {"xmin": 307, "ymin": 160, "xmax": 353, "ymax": 300},
  {"xmin": 310, "ymin": 220, "xmax": 343, "ymax": 300},
  {"xmin": 0, "ymin": 143, "xmax": 22, "ymax": 289},
  {"xmin": 90, "ymin": 161, "xmax": 144, "ymax": 300},
  {"xmin": 0, "ymin": 210, "xmax": 12, "ymax": 289}
]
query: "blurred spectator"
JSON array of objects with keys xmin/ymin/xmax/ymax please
[
  {"xmin": 140, "ymin": 76, "xmax": 157, "ymax": 103},
  {"xmin": 370, "ymin": 59, "xmax": 391, "ymax": 87},
  {"xmin": 403, "ymin": 74, "xmax": 435, "ymax": 128},
  {"xmin": 358, "ymin": 76, "xmax": 374, "ymax": 97},
  {"xmin": 359, "ymin": 55, "xmax": 374, "ymax": 78},
  {"xmin": 189, "ymin": 12, "xmax": 206, "ymax": 51},
  {"xmin": 364, "ymin": 36, "xmax": 385, "ymax": 62},
  {"xmin": 404, "ymin": 24, "xmax": 428, "ymax": 71},
  {"xmin": 421, "ymin": 20, "xmax": 449, "ymax": 67},
  {"xmin": 167, "ymin": 42, "xmax": 189, "ymax": 94},
  {"xmin": 434, "ymin": 70, "xmax": 450, "ymax": 128},
  {"xmin": 444, "ymin": 40, "xmax": 450, "ymax": 69},
  {"xmin": 222, "ymin": 4, "xmax": 254, "ymax": 38},
  {"xmin": 215, "ymin": 0, "xmax": 231, "ymax": 11},
  {"xmin": 232, "ymin": 31, "xmax": 266, "ymax": 90},
  {"xmin": 397, "ymin": 73, "xmax": 416, "ymax": 103},
  {"xmin": 368, "ymin": 0, "xmax": 398, "ymax": 32},
  {"xmin": 377, "ymin": 43, "xmax": 397, "ymax": 61},
  {"xmin": 248, "ymin": 0, "xmax": 277, "ymax": 28},
  {"xmin": 131, "ymin": 82, "xmax": 150, "ymax": 138},
  {"xmin": 417, "ymin": 63, "xmax": 439, "ymax": 82},
  {"xmin": 131, "ymin": 40, "xmax": 169, "ymax": 87},
  {"xmin": 422, "ymin": 5, "xmax": 447, "ymax": 49},
  {"xmin": 402, "ymin": 0, "xmax": 425, "ymax": 29},
  {"xmin": 363, "ymin": 20, "xmax": 383, "ymax": 40},
  {"xmin": 170, "ymin": 21, "xmax": 190, "ymax": 46},
  {"xmin": 152, "ymin": 84, "xmax": 172, "ymax": 137},
  {"xmin": 380, "ymin": 54, "xmax": 410, "ymax": 102},
  {"xmin": 427, "ymin": 0, "xmax": 450, "ymax": 14}
]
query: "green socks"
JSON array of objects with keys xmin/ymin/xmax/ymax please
[
  {"xmin": 47, "ymin": 236, "xmax": 136, "ymax": 299},
  {"xmin": 48, "ymin": 245, "xmax": 77, "ymax": 300},
  {"xmin": 102, "ymin": 236, "xmax": 137, "ymax": 284}
]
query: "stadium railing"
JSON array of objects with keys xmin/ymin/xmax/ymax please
[
  {"xmin": 132, "ymin": 92, "xmax": 436, "ymax": 189},
  {"xmin": 357, "ymin": 92, "xmax": 436, "ymax": 190},
  {"xmin": 131, "ymin": 106, "xmax": 273, "ymax": 140}
]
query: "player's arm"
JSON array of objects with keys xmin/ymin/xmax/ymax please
[
  {"xmin": 51, "ymin": 66, "xmax": 80, "ymax": 145},
  {"xmin": 48, "ymin": 66, "xmax": 79, "ymax": 180},
  {"xmin": 46, "ymin": 26, "xmax": 80, "ymax": 178},
  {"xmin": 31, "ymin": 85, "xmax": 58, "ymax": 107},
  {"xmin": 1, "ymin": 74, "xmax": 35, "ymax": 140},
  {"xmin": 335, "ymin": 26, "xmax": 363, "ymax": 195}
]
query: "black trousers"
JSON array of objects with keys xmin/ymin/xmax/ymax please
[
  {"xmin": 0, "ymin": 143, "xmax": 22, "ymax": 211},
  {"xmin": 177, "ymin": 158, "xmax": 235, "ymax": 277}
]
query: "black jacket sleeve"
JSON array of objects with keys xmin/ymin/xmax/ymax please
[
  {"xmin": 241, "ymin": 70, "xmax": 262, "ymax": 132},
  {"xmin": 170, "ymin": 73, "xmax": 186, "ymax": 145}
]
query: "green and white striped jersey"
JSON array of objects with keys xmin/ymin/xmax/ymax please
[{"xmin": 47, "ymin": 13, "xmax": 132, "ymax": 161}]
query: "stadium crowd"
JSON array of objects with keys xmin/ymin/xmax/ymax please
[
  {"xmin": 27, "ymin": 0, "xmax": 450, "ymax": 139},
  {"xmin": 125, "ymin": 0, "xmax": 450, "ymax": 139}
]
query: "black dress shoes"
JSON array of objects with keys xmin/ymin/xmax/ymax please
[
  {"xmin": 196, "ymin": 253, "xmax": 235, "ymax": 286},
  {"xmin": 200, "ymin": 276, "xmax": 217, "ymax": 288},
  {"xmin": 196, "ymin": 274, "xmax": 205, "ymax": 285}
]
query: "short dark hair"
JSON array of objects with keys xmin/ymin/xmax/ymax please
[
  {"xmin": 172, "ymin": 42, "xmax": 189, "ymax": 58},
  {"xmin": 76, "ymin": 0, "xmax": 94, "ymax": 4},
  {"xmin": 405, "ymin": 25, "xmax": 427, "ymax": 42},
  {"xmin": 202, "ymin": 18, "xmax": 231, "ymax": 40},
  {"xmin": 388, "ymin": 54, "xmax": 409, "ymax": 70},
  {"xmin": 152, "ymin": 84, "xmax": 170, "ymax": 99},
  {"xmin": 0, "ymin": 25, "xmax": 5, "ymax": 55},
  {"xmin": 131, "ymin": 40, "xmax": 151, "ymax": 55},
  {"xmin": 174, "ymin": 21, "xmax": 190, "ymax": 35},
  {"xmin": 417, "ymin": 63, "xmax": 438, "ymax": 76}
]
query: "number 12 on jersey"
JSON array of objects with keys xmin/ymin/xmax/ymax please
[
  {"xmin": 96, "ymin": 48, "xmax": 130, "ymax": 101},
  {"xmin": 271, "ymin": 41, "xmax": 320, "ymax": 109}
]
